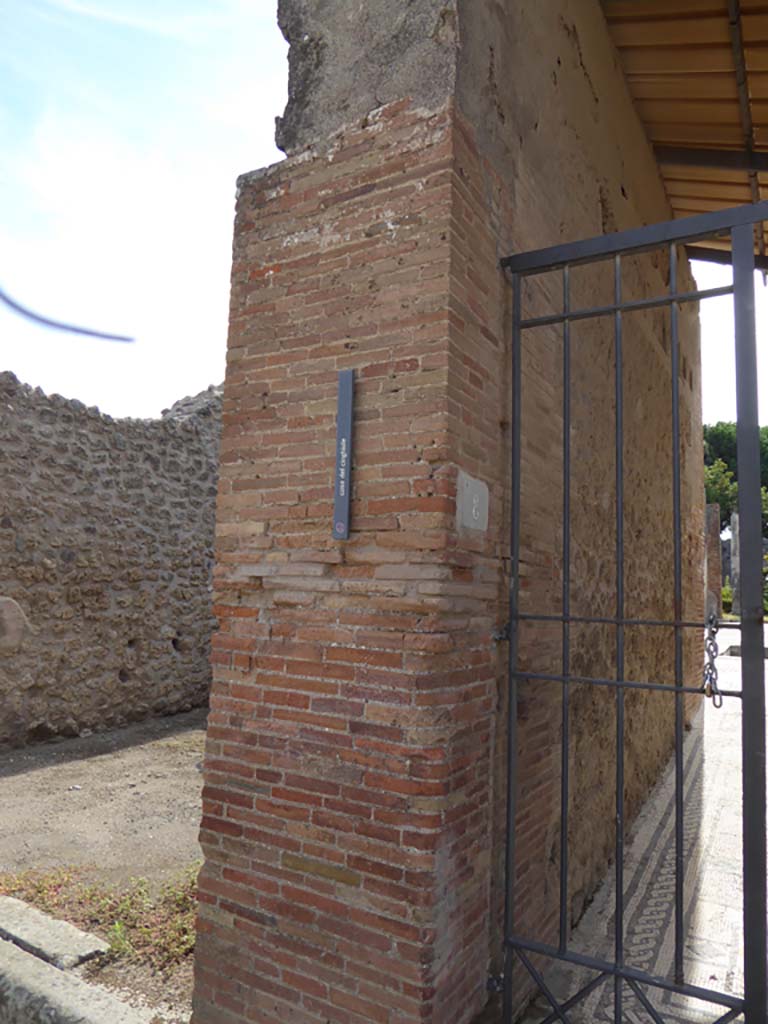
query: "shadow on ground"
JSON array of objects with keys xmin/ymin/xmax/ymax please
[{"xmin": 0, "ymin": 707, "xmax": 208, "ymax": 780}]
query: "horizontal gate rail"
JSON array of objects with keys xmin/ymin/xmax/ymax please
[
  {"xmin": 504, "ymin": 936, "xmax": 745, "ymax": 1012},
  {"xmin": 513, "ymin": 669, "xmax": 742, "ymax": 699},
  {"xmin": 519, "ymin": 284, "xmax": 733, "ymax": 330},
  {"xmin": 502, "ymin": 199, "xmax": 768, "ymax": 273},
  {"xmin": 516, "ymin": 612, "xmax": 733, "ymax": 629}
]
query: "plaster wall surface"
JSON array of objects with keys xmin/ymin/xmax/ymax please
[
  {"xmin": 0, "ymin": 372, "xmax": 222, "ymax": 746},
  {"xmin": 275, "ymin": 0, "xmax": 458, "ymax": 155},
  {"xmin": 194, "ymin": 2, "xmax": 704, "ymax": 1022}
]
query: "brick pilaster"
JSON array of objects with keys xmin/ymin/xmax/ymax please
[{"xmin": 193, "ymin": 101, "xmax": 498, "ymax": 1024}]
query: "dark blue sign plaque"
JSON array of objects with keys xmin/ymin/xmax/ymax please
[{"xmin": 332, "ymin": 369, "xmax": 354, "ymax": 540}]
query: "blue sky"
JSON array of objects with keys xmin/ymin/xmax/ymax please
[
  {"xmin": 0, "ymin": 2, "xmax": 764, "ymax": 423},
  {"xmin": 1, "ymin": 0, "xmax": 286, "ymax": 417}
]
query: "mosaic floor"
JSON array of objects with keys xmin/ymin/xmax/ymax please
[{"xmin": 522, "ymin": 654, "xmax": 747, "ymax": 1024}]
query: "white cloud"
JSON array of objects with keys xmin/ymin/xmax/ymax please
[
  {"xmin": 1, "ymin": 1, "xmax": 287, "ymax": 418},
  {"xmin": 1, "ymin": 111, "xmax": 236, "ymax": 416},
  {"xmin": 39, "ymin": 0, "xmax": 233, "ymax": 45}
]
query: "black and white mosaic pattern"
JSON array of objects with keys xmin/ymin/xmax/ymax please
[{"xmin": 521, "ymin": 656, "xmax": 746, "ymax": 1024}]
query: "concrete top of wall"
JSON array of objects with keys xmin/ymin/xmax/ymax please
[
  {"xmin": 269, "ymin": 0, "xmax": 670, "ymax": 243},
  {"xmin": 275, "ymin": 0, "xmax": 458, "ymax": 154}
]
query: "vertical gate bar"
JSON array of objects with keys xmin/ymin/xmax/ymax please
[
  {"xmin": 503, "ymin": 273, "xmax": 523, "ymax": 1024},
  {"xmin": 614, "ymin": 254, "xmax": 626, "ymax": 1021},
  {"xmin": 732, "ymin": 222, "xmax": 767, "ymax": 1024},
  {"xmin": 669, "ymin": 242, "xmax": 686, "ymax": 986},
  {"xmin": 559, "ymin": 266, "xmax": 571, "ymax": 954}
]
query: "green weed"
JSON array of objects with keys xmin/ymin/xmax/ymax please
[{"xmin": 0, "ymin": 864, "xmax": 200, "ymax": 971}]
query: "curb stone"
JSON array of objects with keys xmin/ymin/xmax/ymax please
[{"xmin": 0, "ymin": 936, "xmax": 153, "ymax": 1024}]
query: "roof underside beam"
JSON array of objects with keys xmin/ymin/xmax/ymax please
[
  {"xmin": 654, "ymin": 147, "xmax": 768, "ymax": 174},
  {"xmin": 726, "ymin": 0, "xmax": 765, "ymax": 259},
  {"xmin": 686, "ymin": 245, "xmax": 768, "ymax": 272}
]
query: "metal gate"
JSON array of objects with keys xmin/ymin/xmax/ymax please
[{"xmin": 499, "ymin": 203, "xmax": 768, "ymax": 1023}]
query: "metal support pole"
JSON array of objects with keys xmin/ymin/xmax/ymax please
[
  {"xmin": 559, "ymin": 267, "xmax": 571, "ymax": 954},
  {"xmin": 614, "ymin": 254, "xmax": 626, "ymax": 1018},
  {"xmin": 732, "ymin": 222, "xmax": 768, "ymax": 1024},
  {"xmin": 503, "ymin": 275, "xmax": 523, "ymax": 1024},
  {"xmin": 669, "ymin": 244, "xmax": 686, "ymax": 986}
]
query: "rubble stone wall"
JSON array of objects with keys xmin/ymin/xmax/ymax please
[{"xmin": 0, "ymin": 372, "xmax": 222, "ymax": 746}]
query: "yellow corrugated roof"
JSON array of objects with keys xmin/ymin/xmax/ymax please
[{"xmin": 604, "ymin": 0, "xmax": 768, "ymax": 261}]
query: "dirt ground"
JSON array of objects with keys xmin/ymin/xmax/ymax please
[
  {"xmin": 0, "ymin": 708, "xmax": 207, "ymax": 887},
  {"xmin": 0, "ymin": 709, "xmax": 208, "ymax": 1024}
]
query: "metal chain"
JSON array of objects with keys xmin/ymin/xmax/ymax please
[{"xmin": 703, "ymin": 612, "xmax": 723, "ymax": 709}]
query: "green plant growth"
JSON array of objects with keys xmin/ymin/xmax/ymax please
[
  {"xmin": 722, "ymin": 577, "xmax": 733, "ymax": 614},
  {"xmin": 0, "ymin": 865, "xmax": 199, "ymax": 970},
  {"xmin": 107, "ymin": 920, "xmax": 134, "ymax": 957}
]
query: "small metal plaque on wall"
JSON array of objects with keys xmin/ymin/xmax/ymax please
[
  {"xmin": 456, "ymin": 469, "xmax": 489, "ymax": 531},
  {"xmin": 332, "ymin": 369, "xmax": 354, "ymax": 540}
]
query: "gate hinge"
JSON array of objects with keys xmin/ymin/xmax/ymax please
[
  {"xmin": 493, "ymin": 622, "xmax": 511, "ymax": 643},
  {"xmin": 487, "ymin": 973, "xmax": 504, "ymax": 994}
]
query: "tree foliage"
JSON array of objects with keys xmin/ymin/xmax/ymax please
[
  {"xmin": 704, "ymin": 459, "xmax": 738, "ymax": 529},
  {"xmin": 703, "ymin": 422, "xmax": 737, "ymax": 475},
  {"xmin": 703, "ymin": 422, "xmax": 768, "ymax": 534},
  {"xmin": 703, "ymin": 421, "xmax": 768, "ymax": 488}
]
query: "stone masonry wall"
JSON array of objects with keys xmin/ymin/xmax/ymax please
[
  {"xmin": 0, "ymin": 372, "xmax": 222, "ymax": 746},
  {"xmin": 452, "ymin": 3, "xmax": 704, "ymax": 997},
  {"xmin": 193, "ymin": 2, "xmax": 704, "ymax": 1023}
]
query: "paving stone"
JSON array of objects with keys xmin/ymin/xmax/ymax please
[
  {"xmin": 0, "ymin": 897, "xmax": 108, "ymax": 970},
  {"xmin": 0, "ymin": 937, "xmax": 152, "ymax": 1024}
]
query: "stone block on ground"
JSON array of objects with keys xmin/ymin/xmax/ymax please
[{"xmin": 0, "ymin": 896, "xmax": 109, "ymax": 970}]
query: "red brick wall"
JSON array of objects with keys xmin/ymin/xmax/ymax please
[{"xmin": 193, "ymin": 101, "xmax": 497, "ymax": 1024}]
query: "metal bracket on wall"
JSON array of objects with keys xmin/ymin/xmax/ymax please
[{"xmin": 493, "ymin": 623, "xmax": 511, "ymax": 643}]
